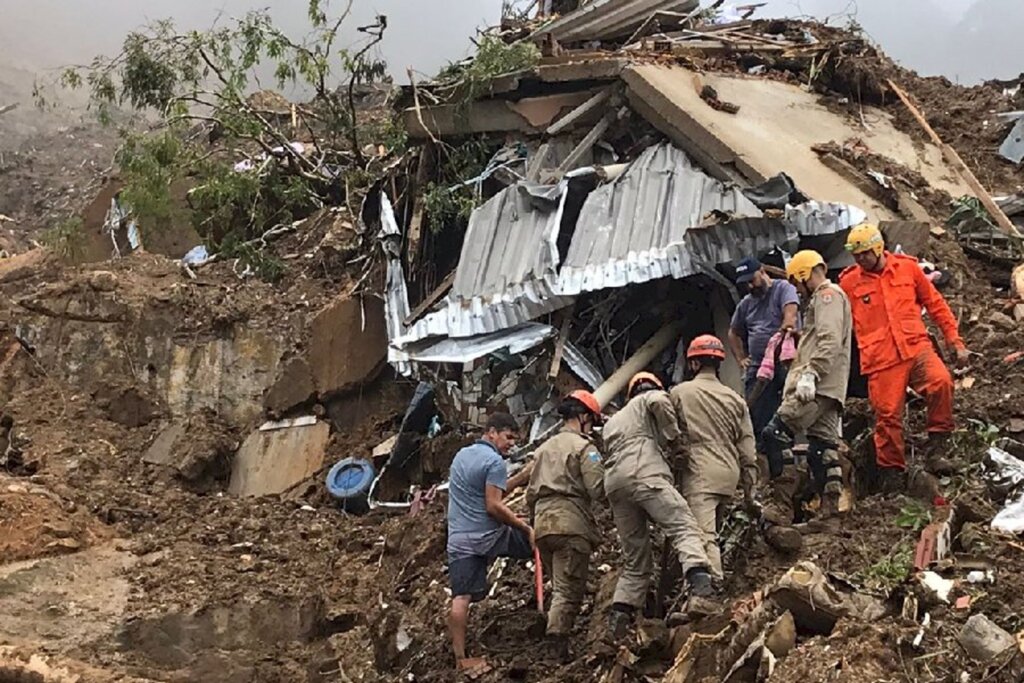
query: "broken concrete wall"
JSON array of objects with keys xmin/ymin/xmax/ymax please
[
  {"xmin": 228, "ymin": 421, "xmax": 331, "ymax": 497},
  {"xmin": 264, "ymin": 294, "xmax": 388, "ymax": 414},
  {"xmin": 622, "ymin": 64, "xmax": 971, "ymax": 220}
]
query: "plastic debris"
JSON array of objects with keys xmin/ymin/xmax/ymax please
[{"xmin": 919, "ymin": 572, "xmax": 954, "ymax": 603}]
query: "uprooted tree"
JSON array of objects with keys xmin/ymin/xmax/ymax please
[{"xmin": 37, "ymin": 0, "xmax": 398, "ymax": 278}]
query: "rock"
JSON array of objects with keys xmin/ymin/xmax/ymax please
[
  {"xmin": 989, "ymin": 311, "xmax": 1018, "ymax": 332},
  {"xmin": 958, "ymin": 613, "xmax": 1016, "ymax": 661},
  {"xmin": 637, "ymin": 618, "xmax": 671, "ymax": 659},
  {"xmin": 46, "ymin": 537, "xmax": 82, "ymax": 553},
  {"xmin": 263, "ymin": 357, "xmax": 315, "ymax": 415},
  {"xmin": 764, "ymin": 611, "xmax": 796, "ymax": 658},
  {"xmin": 87, "ymin": 270, "xmax": 118, "ymax": 292}
]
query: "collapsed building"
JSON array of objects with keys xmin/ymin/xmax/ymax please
[{"xmin": 361, "ymin": 2, "xmax": 1011, "ymax": 505}]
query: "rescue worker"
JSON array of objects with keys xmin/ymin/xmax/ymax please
[
  {"xmin": 727, "ymin": 257, "xmax": 801, "ymax": 437},
  {"xmin": 525, "ymin": 390, "xmax": 606, "ymax": 658},
  {"xmin": 669, "ymin": 335, "xmax": 758, "ymax": 579},
  {"xmin": 839, "ymin": 224, "xmax": 970, "ymax": 490},
  {"xmin": 761, "ymin": 250, "xmax": 852, "ymax": 552},
  {"xmin": 602, "ymin": 372, "xmax": 714, "ymax": 639}
]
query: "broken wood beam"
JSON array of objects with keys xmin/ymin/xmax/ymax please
[
  {"xmin": 555, "ymin": 106, "xmax": 627, "ymax": 176},
  {"xmin": 593, "ymin": 319, "xmax": 686, "ymax": 408},
  {"xmin": 546, "ymin": 87, "xmax": 614, "ymax": 136},
  {"xmin": 888, "ymin": 79, "xmax": 1021, "ymax": 238},
  {"xmin": 0, "ymin": 103, "xmax": 18, "ymax": 117},
  {"xmin": 548, "ymin": 309, "xmax": 574, "ymax": 380},
  {"xmin": 403, "ymin": 271, "xmax": 456, "ymax": 326}
]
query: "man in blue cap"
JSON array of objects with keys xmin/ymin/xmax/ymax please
[{"xmin": 727, "ymin": 257, "xmax": 801, "ymax": 436}]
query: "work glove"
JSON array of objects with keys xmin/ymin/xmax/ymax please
[{"xmin": 794, "ymin": 371, "xmax": 817, "ymax": 403}]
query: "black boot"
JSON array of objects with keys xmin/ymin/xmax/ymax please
[
  {"xmin": 924, "ymin": 433, "xmax": 956, "ymax": 476},
  {"xmin": 607, "ymin": 603, "xmax": 634, "ymax": 641},
  {"xmin": 685, "ymin": 567, "xmax": 714, "ymax": 598}
]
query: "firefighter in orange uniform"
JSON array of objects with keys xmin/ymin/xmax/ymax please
[{"xmin": 838, "ymin": 224, "xmax": 971, "ymax": 491}]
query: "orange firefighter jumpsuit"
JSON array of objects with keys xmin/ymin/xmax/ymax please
[{"xmin": 838, "ymin": 252, "xmax": 965, "ymax": 470}]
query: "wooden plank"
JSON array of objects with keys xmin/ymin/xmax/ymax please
[
  {"xmin": 548, "ymin": 309, "xmax": 575, "ymax": 380},
  {"xmin": 888, "ymin": 79, "xmax": 1021, "ymax": 238},
  {"xmin": 555, "ymin": 107, "xmax": 623, "ymax": 176},
  {"xmin": 546, "ymin": 87, "xmax": 614, "ymax": 135},
  {"xmin": 403, "ymin": 271, "xmax": 456, "ymax": 326}
]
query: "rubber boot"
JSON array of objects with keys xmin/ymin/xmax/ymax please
[
  {"xmin": 924, "ymin": 432, "xmax": 956, "ymax": 476},
  {"xmin": 762, "ymin": 465, "xmax": 803, "ymax": 553},
  {"xmin": 607, "ymin": 604, "xmax": 633, "ymax": 641},
  {"xmin": 685, "ymin": 567, "xmax": 714, "ymax": 598},
  {"xmin": 908, "ymin": 467, "xmax": 942, "ymax": 503},
  {"xmin": 546, "ymin": 635, "xmax": 570, "ymax": 662},
  {"xmin": 875, "ymin": 467, "xmax": 907, "ymax": 496}
]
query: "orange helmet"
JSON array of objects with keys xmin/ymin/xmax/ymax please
[
  {"xmin": 687, "ymin": 334, "xmax": 726, "ymax": 360},
  {"xmin": 628, "ymin": 371, "xmax": 663, "ymax": 398},
  {"xmin": 567, "ymin": 389, "xmax": 602, "ymax": 420}
]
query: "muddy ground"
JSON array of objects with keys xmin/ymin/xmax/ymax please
[{"xmin": 1, "ymin": 23, "xmax": 1024, "ymax": 683}]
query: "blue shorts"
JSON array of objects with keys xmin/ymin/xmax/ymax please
[{"xmin": 448, "ymin": 527, "xmax": 532, "ymax": 602}]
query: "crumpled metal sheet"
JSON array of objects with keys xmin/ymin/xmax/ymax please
[
  {"xmin": 785, "ymin": 201, "xmax": 868, "ymax": 236},
  {"xmin": 452, "ymin": 182, "xmax": 562, "ymax": 300},
  {"xmin": 531, "ymin": 0, "xmax": 700, "ymax": 44},
  {"xmin": 392, "ymin": 322, "xmax": 556, "ymax": 364},
  {"xmin": 1000, "ymin": 115, "xmax": 1024, "ymax": 165},
  {"xmin": 557, "ymin": 144, "xmax": 793, "ymax": 295},
  {"xmin": 562, "ymin": 341, "xmax": 605, "ymax": 390}
]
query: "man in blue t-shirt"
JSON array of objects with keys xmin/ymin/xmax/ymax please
[
  {"xmin": 446, "ymin": 412, "xmax": 534, "ymax": 678},
  {"xmin": 727, "ymin": 257, "xmax": 801, "ymax": 436}
]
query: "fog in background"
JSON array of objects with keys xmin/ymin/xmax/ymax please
[{"xmin": 0, "ymin": 0, "xmax": 1020, "ymax": 116}]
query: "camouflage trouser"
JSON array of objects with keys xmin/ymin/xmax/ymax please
[
  {"xmin": 537, "ymin": 534, "xmax": 591, "ymax": 636},
  {"xmin": 608, "ymin": 478, "xmax": 710, "ymax": 608}
]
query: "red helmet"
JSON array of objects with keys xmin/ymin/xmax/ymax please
[
  {"xmin": 687, "ymin": 334, "xmax": 726, "ymax": 360},
  {"xmin": 567, "ymin": 390, "xmax": 603, "ymax": 423},
  {"xmin": 627, "ymin": 372, "xmax": 664, "ymax": 398}
]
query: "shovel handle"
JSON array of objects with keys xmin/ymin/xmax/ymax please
[{"xmin": 533, "ymin": 546, "xmax": 544, "ymax": 612}]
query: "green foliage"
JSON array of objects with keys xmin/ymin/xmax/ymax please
[
  {"xmin": 40, "ymin": 0, "xmax": 392, "ymax": 278},
  {"xmin": 189, "ymin": 162, "xmax": 317, "ymax": 245},
  {"xmin": 422, "ymin": 137, "xmax": 498, "ymax": 233},
  {"xmin": 439, "ymin": 36, "xmax": 540, "ymax": 113},
  {"xmin": 858, "ymin": 543, "xmax": 913, "ymax": 590},
  {"xmin": 360, "ymin": 116, "xmax": 408, "ymax": 155},
  {"xmin": 42, "ymin": 216, "xmax": 86, "ymax": 260},
  {"xmin": 219, "ymin": 236, "xmax": 286, "ymax": 282},
  {"xmin": 115, "ymin": 129, "xmax": 184, "ymax": 231},
  {"xmin": 895, "ymin": 500, "xmax": 932, "ymax": 531},
  {"xmin": 948, "ymin": 196, "xmax": 996, "ymax": 232}
]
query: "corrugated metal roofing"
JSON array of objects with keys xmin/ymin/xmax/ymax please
[
  {"xmin": 557, "ymin": 144, "xmax": 793, "ymax": 295},
  {"xmin": 531, "ymin": 0, "xmax": 700, "ymax": 44},
  {"xmin": 383, "ymin": 143, "xmax": 864, "ymax": 359}
]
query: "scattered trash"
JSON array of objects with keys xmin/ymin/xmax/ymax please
[
  {"xmin": 986, "ymin": 446, "xmax": 1024, "ymax": 533},
  {"xmin": 259, "ymin": 415, "xmax": 318, "ymax": 432},
  {"xmin": 966, "ymin": 570, "xmax": 995, "ymax": 584},
  {"xmin": 912, "ymin": 612, "xmax": 931, "ymax": 648},
  {"xmin": 181, "ymin": 245, "xmax": 211, "ymax": 266},
  {"xmin": 919, "ymin": 572, "xmax": 954, "ymax": 604},
  {"xmin": 959, "ymin": 613, "xmax": 1016, "ymax": 662},
  {"xmin": 955, "ymin": 595, "xmax": 972, "ymax": 610}
]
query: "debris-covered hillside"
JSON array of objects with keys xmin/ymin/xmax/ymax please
[{"xmin": 1, "ymin": 1, "xmax": 1024, "ymax": 681}]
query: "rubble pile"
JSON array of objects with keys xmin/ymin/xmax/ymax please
[{"xmin": 0, "ymin": 2, "xmax": 1023, "ymax": 682}]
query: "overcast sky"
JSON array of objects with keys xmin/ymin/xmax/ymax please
[{"xmin": 0, "ymin": 0, "xmax": 1018, "ymax": 94}]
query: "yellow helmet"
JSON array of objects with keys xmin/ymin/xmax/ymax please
[
  {"xmin": 786, "ymin": 250, "xmax": 826, "ymax": 283},
  {"xmin": 845, "ymin": 223, "xmax": 884, "ymax": 257}
]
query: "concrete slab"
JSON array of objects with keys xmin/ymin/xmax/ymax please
[
  {"xmin": 143, "ymin": 422, "xmax": 187, "ymax": 466},
  {"xmin": 307, "ymin": 294, "xmax": 387, "ymax": 396},
  {"xmin": 624, "ymin": 65, "xmax": 972, "ymax": 220},
  {"xmin": 402, "ymin": 91, "xmax": 598, "ymax": 139},
  {"xmin": 228, "ymin": 421, "xmax": 330, "ymax": 497}
]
